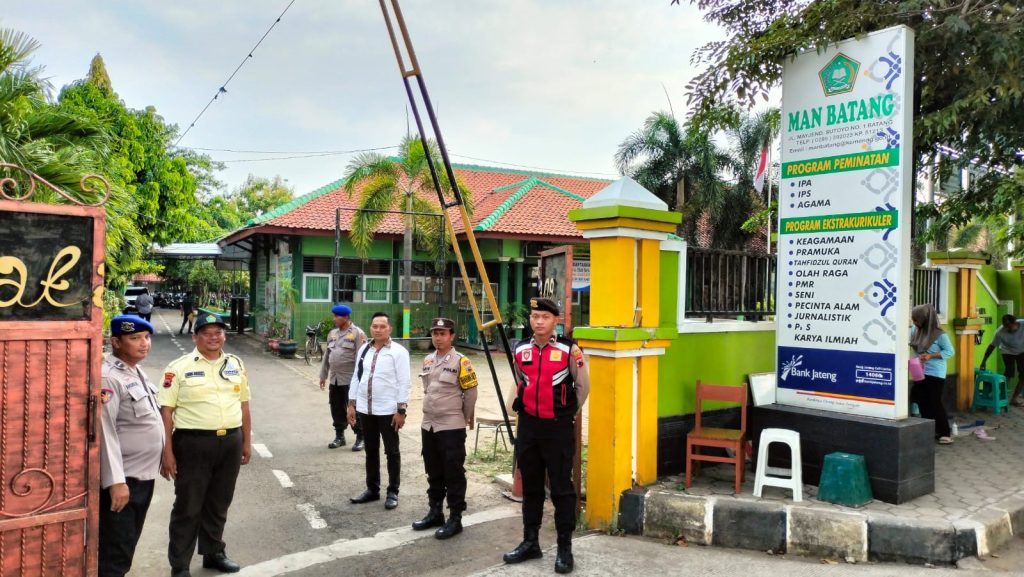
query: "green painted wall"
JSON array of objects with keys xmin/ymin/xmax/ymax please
[
  {"xmin": 997, "ymin": 269, "xmax": 1023, "ymax": 320},
  {"xmin": 658, "ymin": 329, "xmax": 776, "ymax": 416},
  {"xmin": 302, "ymin": 236, "xmax": 395, "ymax": 259},
  {"xmin": 501, "ymin": 239, "xmax": 520, "ymax": 258}
]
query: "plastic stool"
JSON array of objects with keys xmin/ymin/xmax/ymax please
[
  {"xmin": 753, "ymin": 428, "xmax": 802, "ymax": 502},
  {"xmin": 818, "ymin": 452, "xmax": 872, "ymax": 507},
  {"xmin": 972, "ymin": 369, "xmax": 1009, "ymax": 414}
]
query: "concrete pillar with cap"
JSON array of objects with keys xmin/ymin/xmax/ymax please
[{"xmin": 569, "ymin": 176, "xmax": 680, "ymax": 527}]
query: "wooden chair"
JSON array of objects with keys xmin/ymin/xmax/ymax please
[{"xmin": 685, "ymin": 380, "xmax": 748, "ymax": 494}]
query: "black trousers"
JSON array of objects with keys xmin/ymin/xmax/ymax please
[
  {"xmin": 359, "ymin": 412, "xmax": 401, "ymax": 495},
  {"xmin": 911, "ymin": 375, "xmax": 951, "ymax": 438},
  {"xmin": 329, "ymin": 385, "xmax": 361, "ymax": 437},
  {"xmin": 138, "ymin": 312, "xmax": 152, "ymax": 322},
  {"xmin": 179, "ymin": 315, "xmax": 193, "ymax": 334},
  {"xmin": 98, "ymin": 477, "xmax": 155, "ymax": 577},
  {"xmin": 168, "ymin": 430, "xmax": 242, "ymax": 570},
  {"xmin": 1003, "ymin": 354, "xmax": 1024, "ymax": 396},
  {"xmin": 421, "ymin": 428, "xmax": 467, "ymax": 512},
  {"xmin": 516, "ymin": 413, "xmax": 575, "ymax": 544}
]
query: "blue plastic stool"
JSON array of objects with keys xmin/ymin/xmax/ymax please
[{"xmin": 972, "ymin": 369, "xmax": 1009, "ymax": 414}]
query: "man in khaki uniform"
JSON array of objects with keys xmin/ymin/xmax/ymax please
[
  {"xmin": 99, "ymin": 315, "xmax": 164, "ymax": 577},
  {"xmin": 411, "ymin": 317, "xmax": 478, "ymax": 539},
  {"xmin": 159, "ymin": 314, "xmax": 252, "ymax": 577},
  {"xmin": 319, "ymin": 304, "xmax": 366, "ymax": 450}
]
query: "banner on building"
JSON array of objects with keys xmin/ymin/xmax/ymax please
[{"xmin": 776, "ymin": 26, "xmax": 915, "ymax": 419}]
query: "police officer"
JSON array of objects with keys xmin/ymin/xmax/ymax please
[
  {"xmin": 320, "ymin": 304, "xmax": 367, "ymax": 450},
  {"xmin": 99, "ymin": 315, "xmax": 164, "ymax": 577},
  {"xmin": 160, "ymin": 313, "xmax": 252, "ymax": 577},
  {"xmin": 412, "ymin": 317, "xmax": 478, "ymax": 539},
  {"xmin": 503, "ymin": 298, "xmax": 590, "ymax": 574}
]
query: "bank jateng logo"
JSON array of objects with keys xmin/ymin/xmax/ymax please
[
  {"xmin": 819, "ymin": 53, "xmax": 860, "ymax": 96},
  {"xmin": 780, "ymin": 355, "xmax": 803, "ymax": 381},
  {"xmin": 780, "ymin": 354, "xmax": 838, "ymax": 383}
]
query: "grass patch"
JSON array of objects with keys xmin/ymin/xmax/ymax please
[{"xmin": 466, "ymin": 447, "xmax": 514, "ymax": 479}]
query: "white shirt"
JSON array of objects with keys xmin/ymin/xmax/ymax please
[{"xmin": 350, "ymin": 339, "xmax": 410, "ymax": 415}]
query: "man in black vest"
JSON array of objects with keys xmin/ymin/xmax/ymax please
[{"xmin": 503, "ymin": 298, "xmax": 590, "ymax": 574}]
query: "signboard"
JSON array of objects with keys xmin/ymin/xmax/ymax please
[
  {"xmin": 0, "ymin": 211, "xmax": 95, "ymax": 320},
  {"xmin": 539, "ymin": 246, "xmax": 574, "ymax": 334},
  {"xmin": 776, "ymin": 26, "xmax": 914, "ymax": 419},
  {"xmin": 572, "ymin": 259, "xmax": 589, "ymax": 292}
]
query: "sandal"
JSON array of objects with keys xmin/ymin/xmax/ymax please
[{"xmin": 937, "ymin": 436, "xmax": 954, "ymax": 445}]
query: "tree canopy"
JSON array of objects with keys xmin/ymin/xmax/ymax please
[{"xmin": 680, "ymin": 0, "xmax": 1024, "ymax": 254}]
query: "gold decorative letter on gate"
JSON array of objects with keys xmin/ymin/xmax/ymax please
[{"xmin": 0, "ymin": 246, "xmax": 83, "ymax": 309}]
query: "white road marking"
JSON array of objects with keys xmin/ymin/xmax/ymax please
[
  {"xmin": 237, "ymin": 506, "xmax": 519, "ymax": 576},
  {"xmin": 272, "ymin": 469, "xmax": 294, "ymax": 488},
  {"xmin": 295, "ymin": 502, "xmax": 328, "ymax": 530},
  {"xmin": 253, "ymin": 443, "xmax": 273, "ymax": 459}
]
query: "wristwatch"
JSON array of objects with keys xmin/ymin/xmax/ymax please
[{"xmin": 396, "ymin": 408, "xmax": 407, "ymax": 416}]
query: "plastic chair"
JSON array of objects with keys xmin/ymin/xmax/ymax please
[
  {"xmin": 685, "ymin": 380, "xmax": 747, "ymax": 494},
  {"xmin": 753, "ymin": 428, "xmax": 803, "ymax": 502},
  {"xmin": 972, "ymin": 369, "xmax": 1009, "ymax": 414},
  {"xmin": 474, "ymin": 389, "xmax": 517, "ymax": 456}
]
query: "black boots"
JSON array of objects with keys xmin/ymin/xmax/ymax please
[
  {"xmin": 412, "ymin": 503, "xmax": 445, "ymax": 530},
  {"xmin": 328, "ymin": 435, "xmax": 346, "ymax": 449},
  {"xmin": 502, "ymin": 528, "xmax": 543, "ymax": 564},
  {"xmin": 352, "ymin": 435, "xmax": 364, "ymax": 452},
  {"xmin": 554, "ymin": 542, "xmax": 574, "ymax": 574},
  {"xmin": 202, "ymin": 551, "xmax": 241, "ymax": 573},
  {"xmin": 435, "ymin": 512, "xmax": 462, "ymax": 540}
]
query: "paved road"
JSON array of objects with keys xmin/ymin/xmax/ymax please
[{"xmin": 125, "ymin": 309, "xmax": 1024, "ymax": 576}]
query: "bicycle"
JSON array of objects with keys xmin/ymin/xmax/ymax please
[{"xmin": 303, "ymin": 320, "xmax": 328, "ymax": 365}]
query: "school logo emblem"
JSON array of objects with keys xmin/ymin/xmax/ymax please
[
  {"xmin": 819, "ymin": 53, "xmax": 860, "ymax": 96},
  {"xmin": 206, "ymin": 315, "xmax": 217, "ymax": 323}
]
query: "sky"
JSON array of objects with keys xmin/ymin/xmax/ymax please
[{"xmin": 6, "ymin": 1, "xmax": 728, "ymax": 196}]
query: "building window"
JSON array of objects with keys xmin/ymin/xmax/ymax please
[
  {"xmin": 303, "ymin": 273, "xmax": 332, "ymax": 303},
  {"xmin": 362, "ymin": 275, "xmax": 391, "ymax": 303},
  {"xmin": 399, "ymin": 276, "xmax": 427, "ymax": 303}
]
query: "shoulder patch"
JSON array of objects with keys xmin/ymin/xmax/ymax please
[
  {"xmin": 458, "ymin": 357, "xmax": 478, "ymax": 390},
  {"xmin": 100, "ymin": 388, "xmax": 114, "ymax": 403},
  {"xmin": 163, "ymin": 372, "xmax": 175, "ymax": 388}
]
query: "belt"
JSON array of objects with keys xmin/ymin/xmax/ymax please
[{"xmin": 174, "ymin": 427, "xmax": 240, "ymax": 437}]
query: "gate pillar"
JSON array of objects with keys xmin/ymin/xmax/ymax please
[{"xmin": 569, "ymin": 177, "xmax": 680, "ymax": 528}]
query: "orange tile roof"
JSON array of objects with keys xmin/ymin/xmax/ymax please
[{"xmin": 243, "ymin": 163, "xmax": 612, "ymax": 241}]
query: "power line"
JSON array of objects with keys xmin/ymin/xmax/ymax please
[
  {"xmin": 194, "ymin": 144, "xmax": 617, "ymax": 177},
  {"xmin": 192, "ymin": 145, "xmax": 395, "ymax": 155},
  {"xmin": 173, "ymin": 0, "xmax": 298, "ymax": 147}
]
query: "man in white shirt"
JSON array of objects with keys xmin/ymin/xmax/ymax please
[{"xmin": 348, "ymin": 311, "xmax": 410, "ymax": 510}]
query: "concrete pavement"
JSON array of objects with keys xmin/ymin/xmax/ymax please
[{"xmin": 123, "ymin": 309, "xmax": 1024, "ymax": 575}]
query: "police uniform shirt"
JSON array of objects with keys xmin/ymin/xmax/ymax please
[
  {"xmin": 421, "ymin": 350, "xmax": 478, "ymax": 432},
  {"xmin": 159, "ymin": 349, "xmax": 251, "ymax": 430},
  {"xmin": 100, "ymin": 355, "xmax": 165, "ymax": 488},
  {"xmin": 319, "ymin": 324, "xmax": 367, "ymax": 385}
]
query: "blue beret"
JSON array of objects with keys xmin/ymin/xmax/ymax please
[
  {"xmin": 111, "ymin": 315, "xmax": 154, "ymax": 336},
  {"xmin": 331, "ymin": 304, "xmax": 352, "ymax": 316}
]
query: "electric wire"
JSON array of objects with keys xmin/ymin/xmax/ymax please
[{"xmin": 173, "ymin": 0, "xmax": 298, "ymax": 146}]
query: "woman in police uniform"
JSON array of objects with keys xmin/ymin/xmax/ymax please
[{"xmin": 99, "ymin": 315, "xmax": 164, "ymax": 577}]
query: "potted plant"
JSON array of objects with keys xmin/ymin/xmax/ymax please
[
  {"xmin": 502, "ymin": 302, "xmax": 529, "ymax": 329},
  {"xmin": 275, "ymin": 279, "xmax": 300, "ymax": 358}
]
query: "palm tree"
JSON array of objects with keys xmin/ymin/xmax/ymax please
[
  {"xmin": 723, "ymin": 108, "xmax": 780, "ymax": 250},
  {"xmin": 342, "ymin": 135, "xmax": 469, "ymax": 338},
  {"xmin": 0, "ymin": 27, "xmax": 109, "ymax": 195},
  {"xmin": 614, "ymin": 111, "xmax": 734, "ymax": 245}
]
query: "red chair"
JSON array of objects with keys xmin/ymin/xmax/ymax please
[{"xmin": 685, "ymin": 380, "xmax": 748, "ymax": 494}]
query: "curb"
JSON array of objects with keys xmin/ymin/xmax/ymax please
[{"xmin": 620, "ymin": 488, "xmax": 1024, "ymax": 564}]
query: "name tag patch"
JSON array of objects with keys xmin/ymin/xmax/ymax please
[{"xmin": 185, "ymin": 370, "xmax": 206, "ymax": 379}]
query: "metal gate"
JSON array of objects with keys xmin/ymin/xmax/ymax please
[{"xmin": 0, "ymin": 168, "xmax": 108, "ymax": 577}]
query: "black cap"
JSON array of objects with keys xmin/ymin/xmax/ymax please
[
  {"xmin": 193, "ymin": 313, "xmax": 228, "ymax": 332},
  {"xmin": 429, "ymin": 317, "xmax": 456, "ymax": 332},
  {"xmin": 529, "ymin": 298, "xmax": 559, "ymax": 315}
]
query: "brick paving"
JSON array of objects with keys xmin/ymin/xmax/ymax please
[{"xmin": 656, "ymin": 408, "xmax": 1024, "ymax": 524}]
